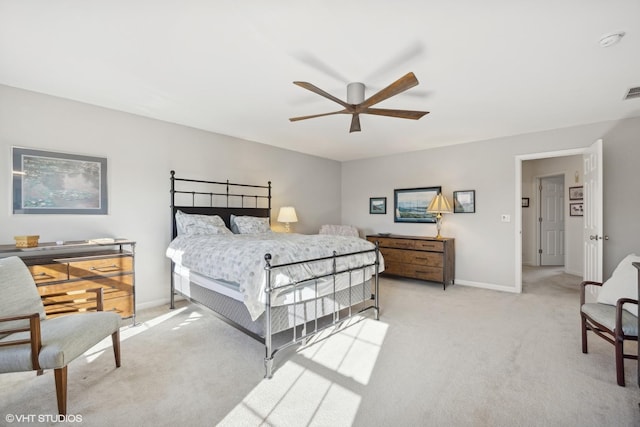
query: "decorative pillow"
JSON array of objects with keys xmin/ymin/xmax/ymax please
[
  {"xmin": 232, "ymin": 215, "xmax": 271, "ymax": 234},
  {"xmin": 175, "ymin": 211, "xmax": 231, "ymax": 235},
  {"xmin": 596, "ymin": 253, "xmax": 640, "ymax": 315}
]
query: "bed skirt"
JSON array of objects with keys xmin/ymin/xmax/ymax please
[{"xmin": 173, "ymin": 272, "xmax": 373, "ymax": 339}]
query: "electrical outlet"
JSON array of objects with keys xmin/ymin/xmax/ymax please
[{"xmin": 501, "ymin": 214, "xmax": 511, "ymax": 222}]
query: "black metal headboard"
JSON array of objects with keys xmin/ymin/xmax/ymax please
[{"xmin": 170, "ymin": 170, "xmax": 272, "ymax": 238}]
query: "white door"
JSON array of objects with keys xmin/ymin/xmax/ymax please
[
  {"xmin": 583, "ymin": 139, "xmax": 603, "ymax": 283},
  {"xmin": 540, "ymin": 175, "xmax": 565, "ymax": 265}
]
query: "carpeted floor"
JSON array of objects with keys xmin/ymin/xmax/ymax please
[{"xmin": 1, "ymin": 267, "xmax": 639, "ymax": 426}]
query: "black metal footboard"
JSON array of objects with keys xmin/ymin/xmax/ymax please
[{"xmin": 262, "ymin": 244, "xmax": 381, "ymax": 378}]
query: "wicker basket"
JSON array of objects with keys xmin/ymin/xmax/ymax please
[{"xmin": 14, "ymin": 235, "xmax": 40, "ymax": 248}]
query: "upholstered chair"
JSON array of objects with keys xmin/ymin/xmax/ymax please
[
  {"xmin": 580, "ymin": 254, "xmax": 640, "ymax": 386},
  {"xmin": 0, "ymin": 256, "xmax": 122, "ymax": 414},
  {"xmin": 318, "ymin": 224, "xmax": 360, "ymax": 238}
]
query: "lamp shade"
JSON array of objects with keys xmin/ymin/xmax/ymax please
[
  {"xmin": 427, "ymin": 194, "xmax": 452, "ymax": 214},
  {"xmin": 277, "ymin": 206, "xmax": 298, "ymax": 223}
]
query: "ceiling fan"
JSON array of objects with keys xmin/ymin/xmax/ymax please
[{"xmin": 289, "ymin": 72, "xmax": 429, "ymax": 133}]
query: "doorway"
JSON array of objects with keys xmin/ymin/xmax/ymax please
[{"xmin": 515, "ymin": 147, "xmax": 587, "ymax": 293}]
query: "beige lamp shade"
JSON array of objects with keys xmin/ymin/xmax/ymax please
[
  {"xmin": 427, "ymin": 193, "xmax": 453, "ymax": 213},
  {"xmin": 277, "ymin": 206, "xmax": 298, "ymax": 232}
]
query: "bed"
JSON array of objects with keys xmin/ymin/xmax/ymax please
[{"xmin": 166, "ymin": 171, "xmax": 383, "ymax": 378}]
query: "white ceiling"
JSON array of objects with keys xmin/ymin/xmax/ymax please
[{"xmin": 1, "ymin": 1, "xmax": 639, "ymax": 161}]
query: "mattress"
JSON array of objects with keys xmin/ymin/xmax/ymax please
[
  {"xmin": 167, "ymin": 232, "xmax": 383, "ymax": 321},
  {"xmin": 172, "ymin": 262, "xmax": 372, "ymax": 307}
]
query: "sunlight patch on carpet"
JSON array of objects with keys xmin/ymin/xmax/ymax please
[
  {"xmin": 218, "ymin": 362, "xmax": 361, "ymax": 427},
  {"xmin": 84, "ymin": 306, "xmax": 188, "ymax": 363},
  {"xmin": 218, "ymin": 317, "xmax": 388, "ymax": 426},
  {"xmin": 299, "ymin": 317, "xmax": 389, "ymax": 385}
]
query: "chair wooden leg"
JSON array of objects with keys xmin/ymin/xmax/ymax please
[
  {"xmin": 581, "ymin": 315, "xmax": 588, "ymax": 354},
  {"xmin": 112, "ymin": 330, "xmax": 121, "ymax": 368},
  {"xmin": 615, "ymin": 335, "xmax": 625, "ymax": 386},
  {"xmin": 54, "ymin": 366, "xmax": 68, "ymax": 415}
]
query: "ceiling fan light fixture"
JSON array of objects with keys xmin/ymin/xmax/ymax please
[
  {"xmin": 599, "ymin": 31, "xmax": 625, "ymax": 48},
  {"xmin": 347, "ymin": 82, "xmax": 365, "ymax": 104}
]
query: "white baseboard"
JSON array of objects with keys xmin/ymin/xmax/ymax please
[{"xmin": 454, "ymin": 279, "xmax": 520, "ymax": 293}]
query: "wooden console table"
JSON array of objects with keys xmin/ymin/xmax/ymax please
[
  {"xmin": 366, "ymin": 234, "xmax": 455, "ymax": 289},
  {"xmin": 0, "ymin": 239, "xmax": 136, "ymax": 323}
]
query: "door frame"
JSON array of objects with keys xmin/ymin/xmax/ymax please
[{"xmin": 515, "ymin": 147, "xmax": 586, "ymax": 293}]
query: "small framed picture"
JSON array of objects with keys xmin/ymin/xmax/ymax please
[
  {"xmin": 570, "ymin": 203, "xmax": 583, "ymax": 216},
  {"xmin": 522, "ymin": 197, "xmax": 530, "ymax": 208},
  {"xmin": 453, "ymin": 190, "xmax": 475, "ymax": 213},
  {"xmin": 569, "ymin": 186, "xmax": 583, "ymax": 200},
  {"xmin": 369, "ymin": 197, "xmax": 387, "ymax": 214}
]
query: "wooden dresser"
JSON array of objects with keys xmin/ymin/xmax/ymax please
[
  {"xmin": 366, "ymin": 234, "xmax": 455, "ymax": 289},
  {"xmin": 0, "ymin": 239, "xmax": 136, "ymax": 321}
]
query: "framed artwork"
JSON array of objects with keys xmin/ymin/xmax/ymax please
[
  {"xmin": 12, "ymin": 147, "xmax": 108, "ymax": 215},
  {"xmin": 393, "ymin": 186, "xmax": 441, "ymax": 223},
  {"xmin": 570, "ymin": 203, "xmax": 583, "ymax": 216},
  {"xmin": 522, "ymin": 197, "xmax": 530, "ymax": 208},
  {"xmin": 569, "ymin": 186, "xmax": 583, "ymax": 200},
  {"xmin": 453, "ymin": 190, "xmax": 475, "ymax": 213},
  {"xmin": 369, "ymin": 197, "xmax": 387, "ymax": 214}
]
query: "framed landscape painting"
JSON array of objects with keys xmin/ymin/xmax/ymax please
[
  {"xmin": 12, "ymin": 147, "xmax": 108, "ymax": 214},
  {"xmin": 393, "ymin": 186, "xmax": 441, "ymax": 223},
  {"xmin": 369, "ymin": 197, "xmax": 387, "ymax": 214}
]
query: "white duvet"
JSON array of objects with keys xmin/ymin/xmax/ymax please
[{"xmin": 166, "ymin": 232, "xmax": 384, "ymax": 320}]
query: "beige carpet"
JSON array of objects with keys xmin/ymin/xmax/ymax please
[{"xmin": 1, "ymin": 268, "xmax": 639, "ymax": 426}]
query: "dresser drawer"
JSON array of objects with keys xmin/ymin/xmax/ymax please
[
  {"xmin": 384, "ymin": 262, "xmax": 444, "ymax": 282},
  {"xmin": 28, "ymin": 263, "xmax": 68, "ymax": 284},
  {"xmin": 375, "ymin": 237, "xmax": 443, "ymax": 252},
  {"xmin": 382, "ymin": 248, "xmax": 443, "ymax": 267},
  {"xmin": 41, "ymin": 285, "xmax": 133, "ymax": 318},
  {"xmin": 37, "ymin": 274, "xmax": 133, "ymax": 296},
  {"xmin": 68, "ymin": 256, "xmax": 133, "ymax": 279}
]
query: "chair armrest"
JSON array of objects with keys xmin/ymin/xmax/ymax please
[
  {"xmin": 580, "ymin": 281, "xmax": 603, "ymax": 306},
  {"xmin": 615, "ymin": 298, "xmax": 638, "ymax": 335},
  {"xmin": 0, "ymin": 312, "xmax": 42, "ymax": 370}
]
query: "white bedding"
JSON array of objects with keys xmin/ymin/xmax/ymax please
[{"xmin": 166, "ymin": 232, "xmax": 384, "ymax": 320}]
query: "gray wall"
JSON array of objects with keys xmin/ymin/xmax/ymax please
[
  {"xmin": 2, "ymin": 83, "xmax": 638, "ymax": 305},
  {"xmin": 342, "ymin": 117, "xmax": 640, "ymax": 289},
  {"xmin": 0, "ymin": 85, "xmax": 342, "ymax": 307}
]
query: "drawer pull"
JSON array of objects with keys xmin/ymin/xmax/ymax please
[{"xmin": 90, "ymin": 264, "xmax": 120, "ymax": 271}]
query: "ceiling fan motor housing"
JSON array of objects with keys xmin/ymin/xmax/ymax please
[{"xmin": 347, "ymin": 82, "xmax": 365, "ymax": 104}]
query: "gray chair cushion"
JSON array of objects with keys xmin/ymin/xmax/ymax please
[
  {"xmin": 0, "ymin": 311, "xmax": 120, "ymax": 372},
  {"xmin": 0, "ymin": 257, "xmax": 46, "ymax": 338},
  {"xmin": 582, "ymin": 302, "xmax": 638, "ymax": 337}
]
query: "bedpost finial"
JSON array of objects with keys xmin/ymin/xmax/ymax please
[
  {"xmin": 170, "ymin": 170, "xmax": 175, "ymax": 177},
  {"xmin": 265, "ymin": 253, "xmax": 272, "ymax": 265}
]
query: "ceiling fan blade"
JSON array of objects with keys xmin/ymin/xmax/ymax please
[
  {"xmin": 293, "ymin": 82, "xmax": 351, "ymax": 109},
  {"xmin": 349, "ymin": 114, "xmax": 361, "ymax": 133},
  {"xmin": 363, "ymin": 108, "xmax": 429, "ymax": 120},
  {"xmin": 289, "ymin": 110, "xmax": 347, "ymax": 122},
  {"xmin": 358, "ymin": 72, "xmax": 420, "ymax": 110}
]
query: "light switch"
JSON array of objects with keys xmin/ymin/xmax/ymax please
[{"xmin": 501, "ymin": 214, "xmax": 511, "ymax": 222}]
